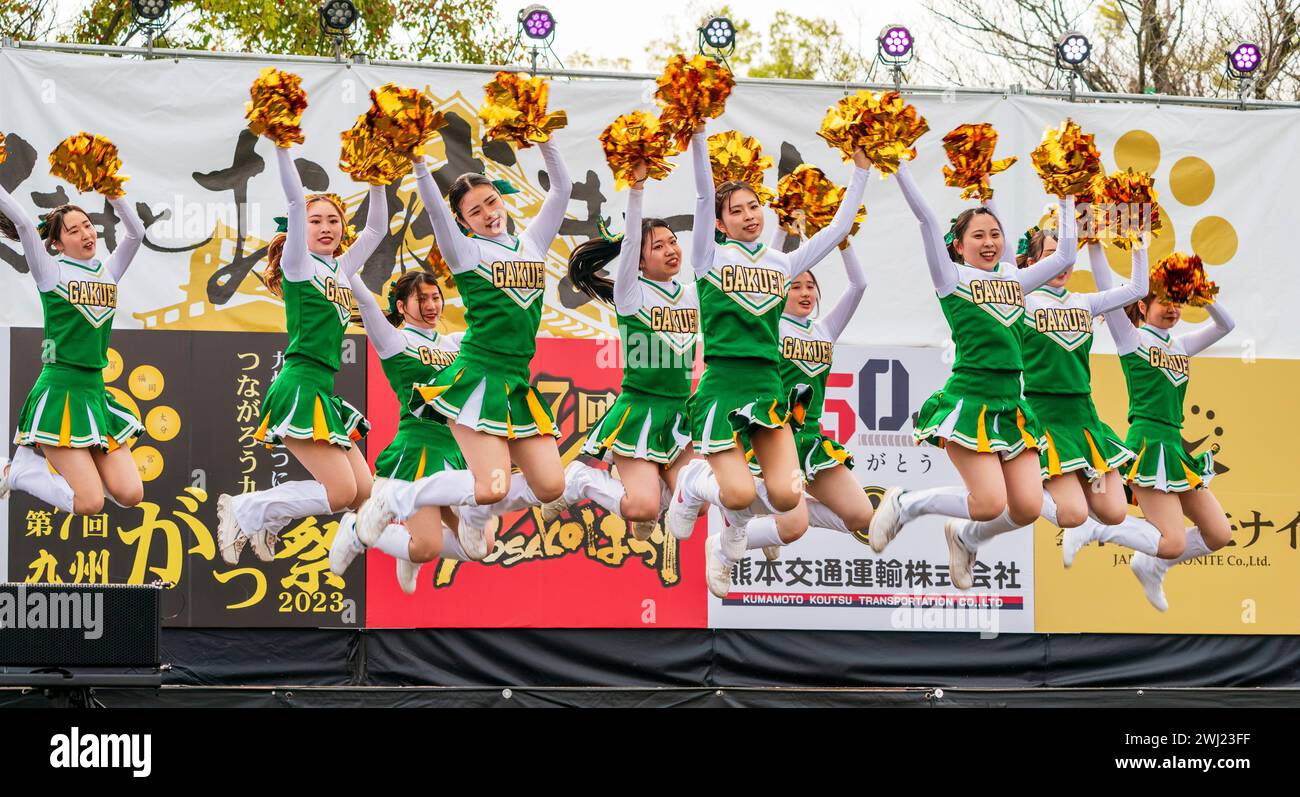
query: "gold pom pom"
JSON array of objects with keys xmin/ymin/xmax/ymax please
[
  {"xmin": 941, "ymin": 123, "xmax": 1017, "ymax": 201},
  {"xmin": 818, "ymin": 89, "xmax": 929, "ymax": 174},
  {"xmin": 48, "ymin": 132, "xmax": 129, "ymax": 198},
  {"xmin": 245, "ymin": 67, "xmax": 308, "ymax": 148},
  {"xmin": 339, "ymin": 118, "xmax": 412, "ymax": 186},
  {"xmin": 479, "ymin": 71, "xmax": 568, "ymax": 149},
  {"xmin": 0, "ymin": 133, "xmax": 7, "ymax": 167},
  {"xmin": 366, "ymin": 83, "xmax": 447, "ymax": 154},
  {"xmin": 599, "ymin": 111, "xmax": 678, "ymax": 191},
  {"xmin": 1151, "ymin": 252, "xmax": 1218, "ymax": 307},
  {"xmin": 427, "ymin": 242, "xmax": 453, "ymax": 285},
  {"xmin": 772, "ymin": 164, "xmax": 865, "ymax": 242},
  {"xmin": 707, "ymin": 130, "xmax": 774, "ymax": 204},
  {"xmin": 1097, "ymin": 168, "xmax": 1163, "ymax": 250},
  {"xmin": 1031, "ymin": 118, "xmax": 1103, "ymax": 198},
  {"xmin": 654, "ymin": 53, "xmax": 735, "ymax": 150}
]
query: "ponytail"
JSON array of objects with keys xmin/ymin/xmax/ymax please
[
  {"xmin": 0, "ymin": 211, "xmax": 18, "ymax": 242},
  {"xmin": 566, "ymin": 238, "xmax": 620, "ymax": 305},
  {"xmin": 1015, "ymin": 229, "xmax": 1058, "ymax": 269},
  {"xmin": 264, "ymin": 233, "xmax": 287, "ymax": 297}
]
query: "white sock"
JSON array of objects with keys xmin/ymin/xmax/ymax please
[
  {"xmin": 685, "ymin": 463, "xmax": 722, "ymax": 508},
  {"xmin": 7, "ymin": 447, "xmax": 75, "ymax": 513},
  {"xmin": 899, "ymin": 486, "xmax": 971, "ymax": 525},
  {"xmin": 806, "ymin": 499, "xmax": 851, "ymax": 533},
  {"xmin": 659, "ymin": 479, "xmax": 671, "ymax": 513},
  {"xmin": 440, "ymin": 524, "xmax": 468, "ymax": 561},
  {"xmin": 750, "ymin": 479, "xmax": 780, "ymax": 514},
  {"xmin": 958, "ymin": 508, "xmax": 1026, "ymax": 549},
  {"xmin": 1160, "ymin": 525, "xmax": 1213, "ymax": 569},
  {"xmin": 491, "ymin": 473, "xmax": 542, "ymax": 514},
  {"xmin": 1096, "ymin": 515, "xmax": 1161, "ymax": 556},
  {"xmin": 1039, "ymin": 491, "xmax": 1060, "ymax": 526},
  {"xmin": 567, "ymin": 462, "xmax": 626, "ymax": 516},
  {"xmin": 374, "ymin": 524, "xmax": 413, "ymax": 561},
  {"xmin": 745, "ymin": 516, "xmax": 785, "ymax": 549},
  {"xmin": 232, "ymin": 480, "xmax": 330, "ymax": 535},
  {"xmin": 386, "ymin": 469, "xmax": 477, "ymax": 519}
]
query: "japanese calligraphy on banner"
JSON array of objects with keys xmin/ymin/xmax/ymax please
[
  {"xmin": 6, "ymin": 329, "xmax": 367, "ymax": 627},
  {"xmin": 707, "ymin": 346, "xmax": 1035, "ymax": 634}
]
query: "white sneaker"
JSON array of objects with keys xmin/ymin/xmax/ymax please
[
  {"xmin": 355, "ymin": 477, "xmax": 395, "ymax": 547},
  {"xmin": 630, "ymin": 520, "xmax": 657, "ymax": 541},
  {"xmin": 249, "ymin": 525, "xmax": 281, "ymax": 563},
  {"xmin": 1061, "ymin": 521, "xmax": 1099, "ymax": 568},
  {"xmin": 396, "ymin": 558, "xmax": 422, "ymax": 595},
  {"xmin": 666, "ymin": 460, "xmax": 709, "ymax": 541},
  {"xmin": 540, "ymin": 461, "xmax": 585, "ymax": 525},
  {"xmin": 1130, "ymin": 552, "xmax": 1169, "ymax": 611},
  {"xmin": 456, "ymin": 502, "xmax": 498, "ymax": 561},
  {"xmin": 868, "ymin": 486, "xmax": 906, "ymax": 553},
  {"xmin": 762, "ymin": 545, "xmax": 781, "ymax": 561},
  {"xmin": 720, "ymin": 514, "xmax": 749, "ymax": 563},
  {"xmin": 0, "ymin": 459, "xmax": 11, "ymax": 500},
  {"xmin": 704, "ymin": 535, "xmax": 732, "ymax": 599},
  {"xmin": 216, "ymin": 493, "xmax": 248, "ymax": 565},
  {"xmin": 328, "ymin": 512, "xmax": 363, "ymax": 576},
  {"xmin": 945, "ymin": 519, "xmax": 977, "ymax": 590}
]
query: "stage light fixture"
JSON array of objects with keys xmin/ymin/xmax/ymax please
[{"xmin": 519, "ymin": 5, "xmax": 556, "ymax": 41}]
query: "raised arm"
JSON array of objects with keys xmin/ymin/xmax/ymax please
[
  {"xmin": 689, "ymin": 130, "xmax": 716, "ymax": 276},
  {"xmin": 1014, "ymin": 196, "xmax": 1078, "ymax": 291},
  {"xmin": 346, "ymin": 271, "xmax": 407, "ymax": 359},
  {"xmin": 520, "ymin": 139, "xmax": 573, "ymax": 255},
  {"xmin": 105, "ymin": 195, "xmax": 145, "ymax": 282},
  {"xmin": 273, "ymin": 144, "xmax": 310, "ymax": 282},
  {"xmin": 788, "ymin": 160, "xmax": 869, "ymax": 277},
  {"xmin": 611, "ymin": 184, "xmax": 645, "ymax": 316},
  {"xmin": 821, "ymin": 242, "xmax": 868, "ymax": 342},
  {"xmin": 339, "ymin": 185, "xmax": 389, "ymax": 277},
  {"xmin": 0, "ymin": 183, "xmax": 59, "ymax": 291},
  {"xmin": 1086, "ymin": 245, "xmax": 1149, "ymax": 316},
  {"xmin": 894, "ymin": 160, "xmax": 959, "ymax": 296},
  {"xmin": 1088, "ymin": 242, "xmax": 1140, "ymax": 354},
  {"xmin": 1180, "ymin": 301, "xmax": 1236, "ymax": 356},
  {"xmin": 769, "ymin": 227, "xmax": 788, "ymax": 254},
  {"xmin": 412, "ymin": 158, "xmax": 480, "ymax": 273}
]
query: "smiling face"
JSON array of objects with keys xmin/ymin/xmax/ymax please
[
  {"xmin": 785, "ymin": 272, "xmax": 818, "ymax": 318},
  {"xmin": 457, "ymin": 183, "xmax": 508, "ymax": 238},
  {"xmin": 306, "ymin": 198, "xmax": 345, "ymax": 257},
  {"xmin": 715, "ymin": 185, "xmax": 764, "ymax": 243},
  {"xmin": 53, "ymin": 209, "xmax": 97, "ymax": 260},
  {"xmin": 955, "ymin": 211, "xmax": 1004, "ymax": 271},
  {"xmin": 1142, "ymin": 296, "xmax": 1182, "ymax": 329},
  {"xmin": 400, "ymin": 280, "xmax": 443, "ymax": 329},
  {"xmin": 640, "ymin": 223, "xmax": 682, "ymax": 281}
]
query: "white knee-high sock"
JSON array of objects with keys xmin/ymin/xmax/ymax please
[
  {"xmin": 232, "ymin": 480, "xmax": 330, "ymax": 535},
  {"xmin": 566, "ymin": 462, "xmax": 626, "ymax": 516},
  {"xmin": 386, "ymin": 469, "xmax": 478, "ymax": 520},
  {"xmin": 899, "ymin": 486, "xmax": 971, "ymax": 525},
  {"xmin": 685, "ymin": 463, "xmax": 722, "ymax": 508},
  {"xmin": 745, "ymin": 516, "xmax": 785, "ymax": 549},
  {"xmin": 491, "ymin": 473, "xmax": 542, "ymax": 514},
  {"xmin": 749, "ymin": 479, "xmax": 780, "ymax": 515},
  {"xmin": 1159, "ymin": 526, "xmax": 1212, "ymax": 569},
  {"xmin": 1095, "ymin": 515, "xmax": 1161, "ymax": 556},
  {"xmin": 1039, "ymin": 491, "xmax": 1060, "ymax": 526},
  {"xmin": 957, "ymin": 508, "xmax": 1025, "ymax": 549},
  {"xmin": 806, "ymin": 499, "xmax": 851, "ymax": 534},
  {"xmin": 375, "ymin": 524, "xmax": 413, "ymax": 561},
  {"xmin": 7, "ymin": 447, "xmax": 75, "ymax": 513},
  {"xmin": 440, "ymin": 525, "xmax": 468, "ymax": 561}
]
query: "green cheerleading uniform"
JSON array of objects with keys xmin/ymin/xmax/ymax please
[
  {"xmin": 1120, "ymin": 326, "xmax": 1214, "ymax": 492},
  {"xmin": 13, "ymin": 256, "xmax": 144, "ymax": 452},
  {"xmin": 410, "ymin": 151, "xmax": 571, "ymax": 440},
  {"xmin": 373, "ymin": 326, "xmax": 467, "ymax": 479},
  {"xmin": 913, "ymin": 261, "xmax": 1046, "ymax": 458},
  {"xmin": 1020, "ymin": 285, "xmax": 1134, "ymax": 481}
]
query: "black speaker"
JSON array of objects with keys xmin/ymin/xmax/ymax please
[{"xmin": 0, "ymin": 583, "xmax": 161, "ymax": 667}]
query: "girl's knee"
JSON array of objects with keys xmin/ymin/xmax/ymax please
[
  {"xmin": 1054, "ymin": 502, "xmax": 1089, "ymax": 529},
  {"xmin": 1158, "ymin": 537, "xmax": 1186, "ymax": 560},
  {"xmin": 473, "ymin": 475, "xmax": 508, "ymax": 506},
  {"xmin": 719, "ymin": 483, "xmax": 756, "ymax": 512},
  {"xmin": 621, "ymin": 494, "xmax": 660, "ymax": 523},
  {"xmin": 407, "ymin": 537, "xmax": 439, "ymax": 563},
  {"xmin": 968, "ymin": 495, "xmax": 1006, "ymax": 522},
  {"xmin": 1093, "ymin": 505, "xmax": 1128, "ymax": 526},
  {"xmin": 530, "ymin": 473, "xmax": 564, "ymax": 504},
  {"xmin": 326, "ymin": 481, "xmax": 358, "ymax": 513},
  {"xmin": 73, "ymin": 492, "xmax": 105, "ymax": 517}
]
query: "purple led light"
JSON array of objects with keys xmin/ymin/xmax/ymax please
[
  {"xmin": 524, "ymin": 9, "xmax": 553, "ymax": 38},
  {"xmin": 882, "ymin": 26, "xmax": 912, "ymax": 56},
  {"xmin": 1232, "ymin": 43, "xmax": 1260, "ymax": 73}
]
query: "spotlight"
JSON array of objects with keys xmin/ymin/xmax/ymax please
[
  {"xmin": 701, "ymin": 17, "xmax": 735, "ymax": 50},
  {"xmin": 319, "ymin": 0, "xmax": 359, "ymax": 35},
  {"xmin": 1056, "ymin": 31, "xmax": 1092, "ymax": 67},
  {"xmin": 131, "ymin": 0, "xmax": 171, "ymax": 21},
  {"xmin": 519, "ymin": 5, "xmax": 556, "ymax": 41},
  {"xmin": 1226, "ymin": 41, "xmax": 1261, "ymax": 77},
  {"xmin": 876, "ymin": 24, "xmax": 914, "ymax": 65}
]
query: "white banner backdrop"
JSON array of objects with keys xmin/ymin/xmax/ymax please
[
  {"xmin": 0, "ymin": 48, "xmax": 1288, "ymax": 359},
  {"xmin": 706, "ymin": 344, "xmax": 1035, "ymax": 634}
]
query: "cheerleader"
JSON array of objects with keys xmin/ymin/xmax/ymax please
[
  {"xmin": 327, "ymin": 270, "xmax": 476, "ymax": 594},
  {"xmin": 216, "ymin": 139, "xmax": 391, "ymax": 564},
  {"xmin": 0, "ymin": 174, "xmax": 146, "ymax": 515},
  {"xmin": 938, "ymin": 231, "xmax": 1150, "ymax": 574},
  {"xmin": 541, "ymin": 161, "xmax": 698, "ymax": 539},
  {"xmin": 743, "ymin": 238, "xmax": 876, "ymax": 562},
  {"xmin": 1068, "ymin": 246, "xmax": 1235, "ymax": 611},
  {"xmin": 665, "ymin": 124, "xmax": 870, "ymax": 598},
  {"xmin": 354, "ymin": 142, "xmax": 573, "ymax": 558},
  {"xmin": 868, "ymin": 160, "xmax": 1079, "ymax": 590}
]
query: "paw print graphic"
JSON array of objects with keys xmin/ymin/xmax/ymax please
[
  {"xmin": 1186, "ymin": 403, "xmax": 1230, "ymax": 477},
  {"xmin": 103, "ymin": 346, "xmax": 183, "ymax": 483}
]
